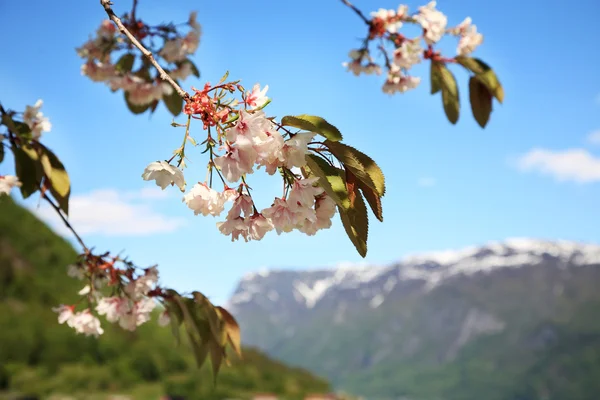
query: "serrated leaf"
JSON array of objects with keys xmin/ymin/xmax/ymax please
[
  {"xmin": 430, "ymin": 62, "xmax": 443, "ymax": 94},
  {"xmin": 216, "ymin": 306, "xmax": 242, "ymax": 358},
  {"xmin": 12, "ymin": 145, "xmax": 42, "ymax": 199},
  {"xmin": 469, "ymin": 76, "xmax": 493, "ymax": 128},
  {"xmin": 455, "ymin": 56, "xmax": 504, "ymax": 104},
  {"xmin": 434, "ymin": 62, "xmax": 460, "ymax": 124},
  {"xmin": 281, "ymin": 115, "xmax": 343, "ymax": 142},
  {"xmin": 163, "ymin": 81, "xmax": 183, "ymax": 116},
  {"xmin": 305, "ymin": 154, "xmax": 350, "ymax": 210},
  {"xmin": 38, "ymin": 144, "xmax": 71, "ymax": 215},
  {"xmin": 124, "ymin": 91, "xmax": 151, "ymax": 114},
  {"xmin": 357, "ymin": 180, "xmax": 383, "ymax": 222},
  {"xmin": 115, "ymin": 53, "xmax": 135, "ymax": 74},
  {"xmin": 324, "ymin": 141, "xmax": 386, "ymax": 197},
  {"xmin": 339, "ymin": 181, "xmax": 369, "ymax": 258}
]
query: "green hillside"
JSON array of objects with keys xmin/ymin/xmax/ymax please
[{"xmin": 0, "ymin": 196, "xmax": 330, "ymax": 400}]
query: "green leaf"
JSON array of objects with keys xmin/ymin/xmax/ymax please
[
  {"xmin": 216, "ymin": 306, "xmax": 242, "ymax": 359},
  {"xmin": 164, "ymin": 293, "xmax": 184, "ymax": 345},
  {"xmin": 12, "ymin": 145, "xmax": 42, "ymax": 199},
  {"xmin": 184, "ymin": 59, "xmax": 201, "ymax": 78},
  {"xmin": 339, "ymin": 174, "xmax": 369, "ymax": 258},
  {"xmin": 186, "ymin": 328, "xmax": 210, "ymax": 368},
  {"xmin": 209, "ymin": 342, "xmax": 224, "ymax": 384},
  {"xmin": 324, "ymin": 141, "xmax": 386, "ymax": 197},
  {"xmin": 124, "ymin": 91, "xmax": 151, "ymax": 114},
  {"xmin": 115, "ymin": 53, "xmax": 135, "ymax": 74},
  {"xmin": 430, "ymin": 62, "xmax": 443, "ymax": 94},
  {"xmin": 469, "ymin": 76, "xmax": 493, "ymax": 128},
  {"xmin": 2, "ymin": 115, "xmax": 31, "ymax": 139},
  {"xmin": 305, "ymin": 154, "xmax": 350, "ymax": 210},
  {"xmin": 357, "ymin": 181, "xmax": 383, "ymax": 222},
  {"xmin": 433, "ymin": 62, "xmax": 460, "ymax": 124},
  {"xmin": 0, "ymin": 143, "xmax": 4, "ymax": 163},
  {"xmin": 163, "ymin": 81, "xmax": 183, "ymax": 116},
  {"xmin": 455, "ymin": 56, "xmax": 490, "ymax": 74},
  {"xmin": 281, "ymin": 115, "xmax": 343, "ymax": 142},
  {"xmin": 38, "ymin": 144, "xmax": 71, "ymax": 215},
  {"xmin": 455, "ymin": 56, "xmax": 504, "ymax": 104},
  {"xmin": 218, "ymin": 70, "xmax": 229, "ymax": 84},
  {"xmin": 477, "ymin": 69, "xmax": 504, "ymax": 104}
]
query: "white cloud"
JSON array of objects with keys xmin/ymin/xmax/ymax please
[
  {"xmin": 29, "ymin": 188, "xmax": 186, "ymax": 236},
  {"xmin": 586, "ymin": 130, "xmax": 600, "ymax": 145},
  {"xmin": 515, "ymin": 148, "xmax": 600, "ymax": 183},
  {"xmin": 417, "ymin": 177, "xmax": 436, "ymax": 187}
]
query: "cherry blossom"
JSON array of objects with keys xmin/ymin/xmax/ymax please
[
  {"xmin": 281, "ymin": 132, "xmax": 315, "ymax": 169},
  {"xmin": 213, "ymin": 137, "xmax": 257, "ymax": 183},
  {"xmin": 22, "ymin": 99, "xmax": 52, "ymax": 139},
  {"xmin": 288, "ymin": 177, "xmax": 324, "ymax": 210},
  {"xmin": 0, "ymin": 175, "xmax": 22, "ymax": 196},
  {"xmin": 183, "ymin": 183, "xmax": 226, "ymax": 216},
  {"xmin": 415, "ymin": 1, "xmax": 448, "ymax": 45},
  {"xmin": 393, "ymin": 39, "xmax": 422, "ymax": 70},
  {"xmin": 142, "ymin": 161, "xmax": 185, "ymax": 191},
  {"xmin": 158, "ymin": 310, "xmax": 171, "ymax": 327},
  {"xmin": 246, "ymin": 214, "xmax": 273, "ymax": 240},
  {"xmin": 245, "ymin": 84, "xmax": 270, "ymax": 110},
  {"xmin": 217, "ymin": 216, "xmax": 249, "ymax": 242},
  {"xmin": 261, "ymin": 198, "xmax": 299, "ymax": 235},
  {"xmin": 451, "ymin": 17, "xmax": 484, "ymax": 56}
]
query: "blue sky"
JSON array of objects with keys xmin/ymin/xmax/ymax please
[{"xmin": 1, "ymin": 0, "xmax": 600, "ymax": 305}]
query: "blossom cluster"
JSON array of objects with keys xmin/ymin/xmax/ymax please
[
  {"xmin": 0, "ymin": 99, "xmax": 52, "ymax": 196},
  {"xmin": 343, "ymin": 1, "xmax": 484, "ymax": 94},
  {"xmin": 142, "ymin": 82, "xmax": 338, "ymax": 242},
  {"xmin": 76, "ymin": 12, "xmax": 201, "ymax": 107},
  {"xmin": 53, "ymin": 253, "xmax": 169, "ymax": 337}
]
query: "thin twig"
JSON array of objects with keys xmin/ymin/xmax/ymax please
[
  {"xmin": 99, "ymin": 0, "xmax": 190, "ymax": 101},
  {"xmin": 130, "ymin": 0, "xmax": 138, "ymax": 21},
  {"xmin": 42, "ymin": 192, "xmax": 89, "ymax": 252},
  {"xmin": 340, "ymin": 0, "xmax": 370, "ymax": 25}
]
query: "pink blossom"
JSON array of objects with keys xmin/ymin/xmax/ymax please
[
  {"xmin": 183, "ymin": 183, "xmax": 226, "ymax": 216},
  {"xmin": 213, "ymin": 136, "xmax": 257, "ymax": 183},
  {"xmin": 247, "ymin": 214, "xmax": 273, "ymax": 240},
  {"xmin": 261, "ymin": 198, "xmax": 298, "ymax": 235}
]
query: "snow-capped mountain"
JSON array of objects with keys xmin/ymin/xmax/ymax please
[
  {"xmin": 229, "ymin": 238, "xmax": 600, "ymax": 311},
  {"xmin": 226, "ymin": 238, "xmax": 600, "ymax": 398}
]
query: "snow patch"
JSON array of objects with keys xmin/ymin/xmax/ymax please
[{"xmin": 370, "ymin": 294, "xmax": 385, "ymax": 308}]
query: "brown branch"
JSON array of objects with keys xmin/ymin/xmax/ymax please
[
  {"xmin": 99, "ymin": 0, "xmax": 190, "ymax": 101},
  {"xmin": 340, "ymin": 0, "xmax": 370, "ymax": 25},
  {"xmin": 42, "ymin": 192, "xmax": 89, "ymax": 252},
  {"xmin": 130, "ymin": 0, "xmax": 138, "ymax": 21}
]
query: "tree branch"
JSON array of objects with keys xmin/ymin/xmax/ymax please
[
  {"xmin": 99, "ymin": 0, "xmax": 190, "ymax": 101},
  {"xmin": 340, "ymin": 0, "xmax": 370, "ymax": 25},
  {"xmin": 42, "ymin": 192, "xmax": 89, "ymax": 252}
]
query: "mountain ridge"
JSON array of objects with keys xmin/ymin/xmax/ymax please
[
  {"xmin": 229, "ymin": 238, "xmax": 600, "ymax": 310},
  {"xmin": 227, "ymin": 237, "xmax": 600, "ymax": 399}
]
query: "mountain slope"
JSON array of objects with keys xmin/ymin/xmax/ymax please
[
  {"xmin": 0, "ymin": 196, "xmax": 331, "ymax": 400},
  {"xmin": 228, "ymin": 239, "xmax": 600, "ymax": 400}
]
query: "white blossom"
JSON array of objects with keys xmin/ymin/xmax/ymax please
[
  {"xmin": 0, "ymin": 175, "xmax": 22, "ymax": 196},
  {"xmin": 142, "ymin": 161, "xmax": 185, "ymax": 191}
]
